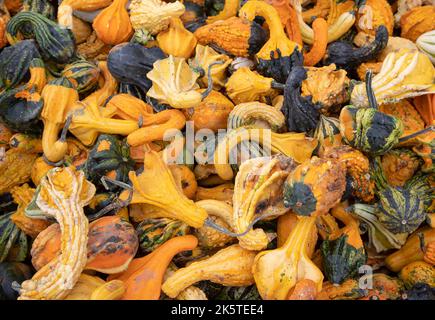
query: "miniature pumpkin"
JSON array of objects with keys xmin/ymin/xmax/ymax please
[
  {"xmin": 129, "ymin": 0, "xmax": 185, "ymax": 35},
  {"xmin": 85, "ymin": 216, "xmax": 139, "ymax": 274},
  {"xmin": 400, "ymin": 6, "xmax": 435, "ymax": 42},
  {"xmin": 162, "ymin": 244, "xmax": 256, "ymax": 298},
  {"xmin": 92, "ymin": 0, "xmax": 133, "ymax": 45},
  {"xmin": 194, "ymin": 16, "xmax": 268, "ymax": 57},
  {"xmin": 283, "ymin": 157, "xmax": 346, "ymax": 217},
  {"xmin": 157, "ymin": 18, "xmax": 197, "ymax": 59}
]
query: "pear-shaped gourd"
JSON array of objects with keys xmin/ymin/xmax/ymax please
[{"xmin": 157, "ymin": 18, "xmax": 197, "ymax": 59}]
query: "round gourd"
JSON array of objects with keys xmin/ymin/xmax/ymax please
[{"xmin": 399, "ymin": 261, "xmax": 435, "ymax": 289}]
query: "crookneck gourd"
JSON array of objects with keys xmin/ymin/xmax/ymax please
[
  {"xmin": 238, "ymin": 0, "xmax": 300, "ymax": 83},
  {"xmin": 194, "ymin": 16, "xmax": 268, "ymax": 57},
  {"xmin": 40, "ymin": 77, "xmax": 79, "ymax": 163},
  {"xmin": 162, "ymin": 244, "xmax": 257, "ymax": 298},
  {"xmin": 18, "ymin": 167, "xmax": 96, "ymax": 300},
  {"xmin": 253, "ymin": 216, "xmax": 323, "ymax": 300},
  {"xmin": 231, "ymin": 155, "xmax": 298, "ymax": 251},
  {"xmin": 6, "ymin": 11, "xmax": 76, "ymax": 64},
  {"xmin": 283, "ymin": 156, "xmax": 346, "ymax": 217}
]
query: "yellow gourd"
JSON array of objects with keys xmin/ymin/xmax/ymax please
[
  {"xmin": 157, "ymin": 18, "xmax": 197, "ymax": 58},
  {"xmin": 252, "ymin": 216, "xmax": 323, "ymax": 300}
]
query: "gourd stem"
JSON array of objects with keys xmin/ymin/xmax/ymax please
[
  {"xmin": 200, "ymin": 61, "xmax": 225, "ymax": 100},
  {"xmin": 365, "ymin": 70, "xmax": 378, "ymax": 109},
  {"xmin": 271, "ymin": 81, "xmax": 285, "ymax": 90},
  {"xmin": 42, "ymin": 154, "xmax": 64, "ymax": 167},
  {"xmin": 418, "ymin": 233, "xmax": 426, "ymax": 253},
  {"xmin": 59, "ymin": 114, "xmax": 73, "ymax": 142},
  {"xmin": 205, "ymin": 211, "xmax": 277, "ymax": 237},
  {"xmin": 398, "ymin": 125, "xmax": 435, "ymax": 143},
  {"xmin": 100, "ymin": 176, "xmax": 133, "ymax": 191}
]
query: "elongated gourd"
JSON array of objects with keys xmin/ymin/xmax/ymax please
[
  {"xmin": 252, "ymin": 216, "xmax": 323, "ymax": 300},
  {"xmin": 18, "ymin": 167, "xmax": 95, "ymax": 300},
  {"xmin": 162, "ymin": 244, "xmax": 256, "ymax": 298}
]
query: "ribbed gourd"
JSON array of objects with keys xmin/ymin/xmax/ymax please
[
  {"xmin": 350, "ymin": 49, "xmax": 435, "ymax": 107},
  {"xmin": 6, "ymin": 11, "xmax": 76, "ymax": 64}
]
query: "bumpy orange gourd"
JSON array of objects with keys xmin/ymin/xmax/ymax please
[
  {"xmin": 92, "ymin": 0, "xmax": 133, "ymax": 45},
  {"xmin": 356, "ymin": 0, "xmax": 394, "ymax": 36}
]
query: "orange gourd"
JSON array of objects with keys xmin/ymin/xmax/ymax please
[
  {"xmin": 92, "ymin": 0, "xmax": 133, "ymax": 45},
  {"xmin": 414, "ymin": 94, "xmax": 435, "ymax": 126},
  {"xmin": 277, "ymin": 211, "xmax": 298, "ymax": 247},
  {"xmin": 120, "ymin": 235, "xmax": 198, "ymax": 300},
  {"xmin": 303, "ymin": 18, "xmax": 328, "ymax": 66}
]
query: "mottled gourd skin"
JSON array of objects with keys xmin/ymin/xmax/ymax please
[
  {"xmin": 0, "ymin": 39, "xmax": 41, "ymax": 90},
  {"xmin": 325, "ymin": 25, "xmax": 389, "ymax": 71},
  {"xmin": 84, "ymin": 134, "xmax": 135, "ymax": 192},
  {"xmin": 283, "ymin": 157, "xmax": 346, "ymax": 217},
  {"xmin": 321, "ymin": 234, "xmax": 367, "ymax": 285},
  {"xmin": 136, "ymin": 218, "xmax": 190, "ymax": 254},
  {"xmin": 6, "ymin": 11, "xmax": 76, "ymax": 64},
  {"xmin": 61, "ymin": 60, "xmax": 100, "ymax": 95},
  {"xmin": 339, "ymin": 106, "xmax": 404, "ymax": 156}
]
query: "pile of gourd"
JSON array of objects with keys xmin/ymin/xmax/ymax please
[{"xmin": 0, "ymin": 0, "xmax": 434, "ymax": 301}]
